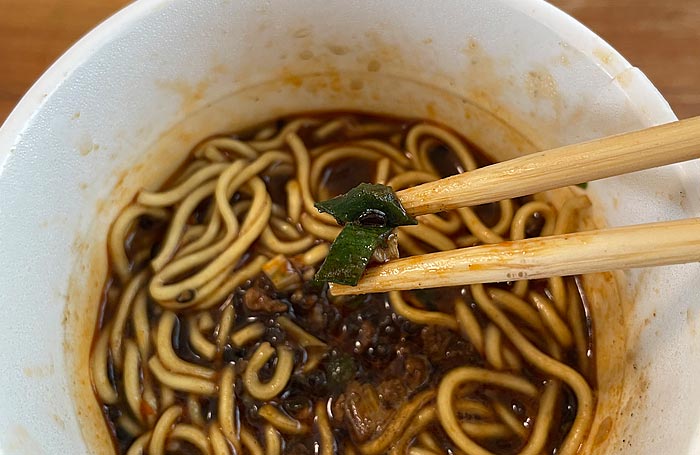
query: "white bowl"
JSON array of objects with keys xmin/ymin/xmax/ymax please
[{"xmin": 1, "ymin": 0, "xmax": 699, "ymax": 453}]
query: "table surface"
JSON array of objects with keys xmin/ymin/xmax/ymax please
[{"xmin": 1, "ymin": 0, "xmax": 698, "ymax": 122}]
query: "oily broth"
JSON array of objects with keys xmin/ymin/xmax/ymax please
[{"xmin": 91, "ymin": 112, "xmax": 595, "ymax": 455}]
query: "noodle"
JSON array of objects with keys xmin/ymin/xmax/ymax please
[
  {"xmin": 91, "ymin": 113, "xmax": 598, "ymax": 455},
  {"xmin": 243, "ymin": 342, "xmax": 294, "ymax": 401}
]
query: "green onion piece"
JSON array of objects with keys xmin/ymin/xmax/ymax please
[
  {"xmin": 577, "ymin": 182, "xmax": 588, "ymax": 189},
  {"xmin": 314, "ymin": 224, "xmax": 393, "ymax": 286},
  {"xmin": 315, "ymin": 183, "xmax": 417, "ymax": 227}
]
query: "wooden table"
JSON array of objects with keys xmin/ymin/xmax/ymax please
[{"xmin": 1, "ymin": 0, "xmax": 698, "ymax": 121}]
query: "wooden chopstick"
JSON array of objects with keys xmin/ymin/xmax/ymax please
[
  {"xmin": 397, "ymin": 116, "xmax": 700, "ymax": 216},
  {"xmin": 329, "ymin": 218, "xmax": 700, "ymax": 296}
]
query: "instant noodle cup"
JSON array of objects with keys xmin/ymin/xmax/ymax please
[{"xmin": 0, "ymin": 0, "xmax": 699, "ymax": 453}]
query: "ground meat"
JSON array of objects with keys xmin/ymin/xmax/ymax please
[
  {"xmin": 354, "ymin": 320, "xmax": 376, "ymax": 354},
  {"xmin": 343, "ymin": 382, "xmax": 391, "ymax": 443},
  {"xmin": 376, "ymin": 378, "xmax": 407, "ymax": 409},
  {"xmin": 404, "ymin": 355, "xmax": 431, "ymax": 390},
  {"xmin": 243, "ymin": 287, "xmax": 287, "ymax": 313},
  {"xmin": 421, "ymin": 325, "xmax": 457, "ymax": 363},
  {"xmin": 330, "ymin": 394, "xmax": 346, "ymax": 424}
]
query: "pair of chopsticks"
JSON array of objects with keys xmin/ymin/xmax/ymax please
[{"xmin": 331, "ymin": 116, "xmax": 700, "ymax": 296}]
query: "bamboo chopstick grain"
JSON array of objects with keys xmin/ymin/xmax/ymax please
[
  {"xmin": 329, "ymin": 218, "xmax": 700, "ymax": 296},
  {"xmin": 397, "ymin": 116, "xmax": 700, "ymax": 216}
]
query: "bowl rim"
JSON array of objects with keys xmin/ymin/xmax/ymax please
[
  {"xmin": 0, "ymin": 0, "xmax": 676, "ymax": 162},
  {"xmin": 0, "ymin": 0, "xmax": 684, "ymax": 453}
]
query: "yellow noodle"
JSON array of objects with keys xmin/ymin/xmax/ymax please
[
  {"xmin": 258, "ymin": 404, "xmax": 310, "ymax": 434},
  {"xmin": 170, "ymin": 424, "xmax": 211, "ymax": 453},
  {"xmin": 399, "ymin": 224, "xmax": 456, "ymax": 251},
  {"xmin": 457, "ymin": 207, "xmax": 503, "ymax": 244},
  {"xmin": 109, "ymin": 205, "xmax": 168, "ymax": 281},
  {"xmin": 261, "ymin": 226, "xmax": 315, "ymax": 255},
  {"xmin": 315, "ymin": 401, "xmax": 335, "ymax": 455},
  {"xmin": 554, "ymin": 195, "xmax": 591, "ymax": 236},
  {"xmin": 218, "ymin": 366, "xmax": 244, "ymax": 455},
  {"xmin": 386, "ymin": 170, "xmax": 435, "ymax": 190},
  {"xmin": 359, "ymin": 389, "xmax": 435, "ymax": 455},
  {"xmin": 157, "ymin": 311, "xmax": 216, "ymax": 379},
  {"xmin": 188, "ymin": 315, "xmax": 217, "ymax": 361},
  {"xmin": 416, "ymin": 137, "xmax": 441, "ymax": 175},
  {"xmin": 436, "ymin": 367, "xmax": 537, "ymax": 455},
  {"xmin": 249, "ymin": 117, "xmax": 319, "ymax": 151},
  {"xmin": 203, "ymin": 145, "xmax": 229, "ymax": 162},
  {"xmin": 110, "ymin": 272, "xmax": 148, "ymax": 368},
  {"xmin": 123, "ymin": 340, "xmax": 144, "ymax": 423},
  {"xmin": 471, "ymin": 285, "xmax": 594, "ymax": 455},
  {"xmin": 417, "ymin": 212, "xmax": 463, "ymax": 235},
  {"xmin": 132, "ymin": 290, "xmax": 151, "ymax": 360},
  {"xmin": 148, "ymin": 357, "xmax": 216, "ymax": 395},
  {"xmin": 375, "ymin": 157, "xmax": 391, "ymax": 185},
  {"xmin": 484, "ymin": 324, "xmax": 505, "ymax": 370},
  {"xmin": 510, "ymin": 201, "xmax": 556, "ymax": 241},
  {"xmin": 178, "ymin": 213, "xmax": 222, "ymax": 258},
  {"xmin": 230, "ymin": 322, "xmax": 267, "ymax": 347},
  {"xmin": 491, "ymin": 400, "xmax": 527, "ymax": 439},
  {"xmin": 389, "ymin": 291, "xmax": 458, "ymax": 330},
  {"xmin": 138, "ymin": 163, "xmax": 229, "ymax": 207},
  {"xmin": 277, "ymin": 316, "xmax": 327, "ymax": 348},
  {"xmin": 154, "ymin": 153, "xmax": 278, "ymax": 292},
  {"xmin": 187, "ymin": 394, "xmax": 205, "ymax": 427},
  {"xmin": 408, "ymin": 449, "xmax": 441, "ymax": 455},
  {"xmin": 117, "ymin": 414, "xmax": 142, "ymax": 436},
  {"xmin": 270, "ymin": 216, "xmax": 302, "ymax": 240},
  {"xmin": 150, "ymin": 178, "xmax": 271, "ymax": 304},
  {"xmin": 548, "ymin": 276, "xmax": 568, "ymax": 315},
  {"xmin": 216, "ymin": 304, "xmax": 235, "ymax": 349},
  {"xmin": 194, "ymin": 255, "xmax": 268, "ymax": 310},
  {"xmin": 528, "ymin": 291, "xmax": 573, "ymax": 348},
  {"xmin": 254, "ymin": 123, "xmax": 279, "ymax": 140},
  {"xmin": 91, "ymin": 324, "xmax": 118, "ymax": 404},
  {"xmin": 391, "ymin": 405, "xmax": 436, "ymax": 455},
  {"xmin": 300, "ymin": 213, "xmax": 340, "ymax": 242},
  {"xmin": 486, "ymin": 288, "xmax": 544, "ymax": 332},
  {"xmin": 397, "ymin": 230, "xmax": 431, "ymax": 256},
  {"xmin": 286, "ymin": 132, "xmax": 336, "ymax": 224},
  {"xmin": 148, "ymin": 405, "xmax": 182, "ymax": 455},
  {"xmin": 518, "ymin": 380, "xmax": 560, "ymax": 455},
  {"xmin": 310, "ymin": 147, "xmax": 386, "ymax": 194},
  {"xmin": 195, "ymin": 137, "xmax": 259, "ymax": 160},
  {"xmin": 353, "ymin": 139, "xmax": 411, "ymax": 166},
  {"xmin": 502, "ymin": 344, "xmax": 524, "ymax": 371},
  {"xmin": 301, "ymin": 242, "xmax": 330, "ymax": 265},
  {"xmin": 142, "ymin": 377, "xmax": 158, "ymax": 426},
  {"xmin": 312, "ymin": 116, "xmax": 351, "ymax": 141},
  {"xmin": 406, "ymin": 123, "xmax": 477, "ymax": 171},
  {"xmin": 285, "ymin": 179, "xmax": 303, "ymax": 223},
  {"xmin": 417, "ymin": 432, "xmax": 441, "ymax": 452},
  {"xmin": 209, "ymin": 425, "xmax": 232, "ymax": 455},
  {"xmin": 491, "ymin": 199, "xmax": 515, "ymax": 235},
  {"xmin": 567, "ymin": 279, "xmax": 590, "ymax": 377},
  {"xmin": 454, "ymin": 399, "xmax": 495, "ymax": 419},
  {"xmin": 150, "ymin": 180, "xmax": 218, "ymax": 272},
  {"xmin": 454, "ymin": 299, "xmax": 484, "ymax": 354},
  {"xmin": 462, "ymin": 422, "xmax": 513, "ymax": 440},
  {"xmin": 160, "ymin": 384, "xmax": 175, "ymax": 409},
  {"xmin": 126, "ymin": 431, "xmax": 151, "ymax": 455},
  {"xmin": 199, "ymin": 312, "xmax": 215, "ymax": 330},
  {"xmin": 243, "ymin": 342, "xmax": 294, "ymax": 400},
  {"xmin": 240, "ymin": 426, "xmax": 265, "ymax": 455},
  {"xmin": 264, "ymin": 424, "xmax": 282, "ymax": 455}
]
